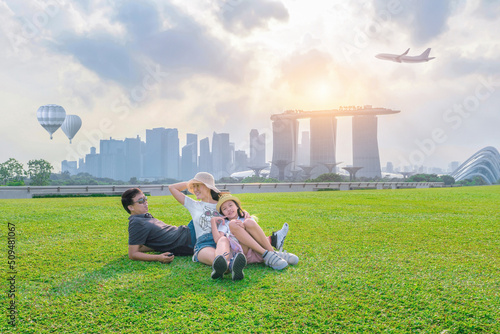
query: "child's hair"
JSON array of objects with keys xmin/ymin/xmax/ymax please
[
  {"xmin": 217, "ymin": 194, "xmax": 245, "ymax": 218},
  {"xmin": 121, "ymin": 188, "xmax": 142, "ymax": 214},
  {"xmin": 231, "ymin": 200, "xmax": 245, "ymax": 219}
]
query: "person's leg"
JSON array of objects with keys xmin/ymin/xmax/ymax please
[
  {"xmin": 242, "ymin": 219, "xmax": 274, "ymax": 252},
  {"xmin": 229, "ymin": 221, "xmax": 267, "ymax": 255},
  {"xmin": 229, "ymin": 220, "xmax": 288, "ymax": 270},
  {"xmin": 215, "ymin": 236, "xmax": 231, "ymax": 264},
  {"xmin": 197, "ymin": 246, "xmax": 216, "ymax": 266}
]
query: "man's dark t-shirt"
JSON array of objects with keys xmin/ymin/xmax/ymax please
[{"xmin": 128, "ymin": 213, "xmax": 193, "ymax": 256}]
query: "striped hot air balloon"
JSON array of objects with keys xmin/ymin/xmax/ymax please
[
  {"xmin": 36, "ymin": 104, "xmax": 66, "ymax": 139},
  {"xmin": 61, "ymin": 115, "xmax": 82, "ymax": 143}
]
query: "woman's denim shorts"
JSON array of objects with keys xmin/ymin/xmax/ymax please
[{"xmin": 192, "ymin": 233, "xmax": 216, "ymax": 262}]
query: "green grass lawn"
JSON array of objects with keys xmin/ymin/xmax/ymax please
[{"xmin": 1, "ymin": 186, "xmax": 499, "ymax": 333}]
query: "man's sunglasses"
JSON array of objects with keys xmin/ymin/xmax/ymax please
[{"xmin": 135, "ymin": 196, "xmax": 148, "ymax": 204}]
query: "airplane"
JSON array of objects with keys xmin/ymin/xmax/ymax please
[{"xmin": 375, "ymin": 48, "xmax": 435, "ymax": 63}]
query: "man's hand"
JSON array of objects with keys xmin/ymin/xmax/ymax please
[{"xmin": 158, "ymin": 252, "xmax": 174, "ymax": 264}]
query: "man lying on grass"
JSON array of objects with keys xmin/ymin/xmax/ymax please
[{"xmin": 121, "ymin": 188, "xmax": 289, "ymax": 264}]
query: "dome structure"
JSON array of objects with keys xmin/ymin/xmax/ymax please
[{"xmin": 451, "ymin": 146, "xmax": 500, "ymax": 185}]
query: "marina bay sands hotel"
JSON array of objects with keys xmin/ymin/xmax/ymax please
[{"xmin": 270, "ymin": 105, "xmax": 400, "ymax": 180}]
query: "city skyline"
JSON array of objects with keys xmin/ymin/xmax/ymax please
[
  {"xmin": 1, "ymin": 1, "xmax": 499, "ymax": 173},
  {"xmin": 64, "ymin": 127, "xmax": 269, "ymax": 181},
  {"xmin": 62, "ymin": 121, "xmax": 459, "ymax": 183}
]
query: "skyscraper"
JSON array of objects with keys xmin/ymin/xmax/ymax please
[
  {"xmin": 144, "ymin": 128, "xmax": 164, "ymax": 179},
  {"xmin": 297, "ymin": 131, "xmax": 310, "ymax": 166},
  {"xmin": 212, "ymin": 132, "xmax": 231, "ymax": 180},
  {"xmin": 352, "ymin": 115, "xmax": 381, "ymax": 178},
  {"xmin": 249, "ymin": 129, "xmax": 266, "ymax": 166},
  {"xmin": 234, "ymin": 150, "xmax": 248, "ymax": 172},
  {"xmin": 310, "ymin": 116, "xmax": 337, "ymax": 176},
  {"xmin": 270, "ymin": 116, "xmax": 299, "ymax": 180},
  {"xmin": 100, "ymin": 137, "xmax": 126, "ymax": 180},
  {"xmin": 181, "ymin": 133, "xmax": 198, "ymax": 180},
  {"xmin": 84, "ymin": 147, "xmax": 100, "ymax": 177},
  {"xmin": 199, "ymin": 137, "xmax": 211, "ymax": 173},
  {"xmin": 61, "ymin": 160, "xmax": 77, "ymax": 175},
  {"xmin": 144, "ymin": 127, "xmax": 179, "ymax": 180},
  {"xmin": 124, "ymin": 135, "xmax": 143, "ymax": 181},
  {"xmin": 164, "ymin": 128, "xmax": 180, "ymax": 180}
]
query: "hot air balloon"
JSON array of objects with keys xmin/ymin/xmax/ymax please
[
  {"xmin": 61, "ymin": 115, "xmax": 82, "ymax": 143},
  {"xmin": 36, "ymin": 104, "xmax": 66, "ymax": 139}
]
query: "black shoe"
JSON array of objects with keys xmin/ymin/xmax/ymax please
[
  {"xmin": 229, "ymin": 253, "xmax": 247, "ymax": 281},
  {"xmin": 211, "ymin": 255, "xmax": 227, "ymax": 279}
]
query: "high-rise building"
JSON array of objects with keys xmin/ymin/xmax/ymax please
[
  {"xmin": 449, "ymin": 161, "xmax": 460, "ymax": 173},
  {"xmin": 100, "ymin": 137, "xmax": 126, "ymax": 180},
  {"xmin": 270, "ymin": 106, "xmax": 399, "ymax": 180},
  {"xmin": 310, "ymin": 116, "xmax": 337, "ymax": 176},
  {"xmin": 124, "ymin": 135, "xmax": 143, "ymax": 181},
  {"xmin": 212, "ymin": 132, "xmax": 231, "ymax": 180},
  {"xmin": 385, "ymin": 161, "xmax": 394, "ymax": 173},
  {"xmin": 249, "ymin": 129, "xmax": 266, "ymax": 166},
  {"xmin": 352, "ymin": 115, "xmax": 381, "ymax": 178},
  {"xmin": 270, "ymin": 116, "xmax": 299, "ymax": 180},
  {"xmin": 61, "ymin": 160, "xmax": 78, "ymax": 175},
  {"xmin": 144, "ymin": 128, "xmax": 163, "ymax": 179},
  {"xmin": 164, "ymin": 128, "xmax": 180, "ymax": 180},
  {"xmin": 297, "ymin": 131, "xmax": 310, "ymax": 166},
  {"xmin": 234, "ymin": 150, "xmax": 248, "ymax": 172},
  {"xmin": 144, "ymin": 127, "xmax": 179, "ymax": 180},
  {"xmin": 181, "ymin": 133, "xmax": 198, "ymax": 180},
  {"xmin": 84, "ymin": 147, "xmax": 100, "ymax": 177},
  {"xmin": 199, "ymin": 137, "xmax": 211, "ymax": 173}
]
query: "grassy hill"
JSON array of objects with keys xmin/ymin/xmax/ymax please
[{"xmin": 1, "ymin": 186, "xmax": 499, "ymax": 333}]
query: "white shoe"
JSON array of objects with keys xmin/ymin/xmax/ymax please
[
  {"xmin": 271, "ymin": 223, "xmax": 289, "ymax": 251},
  {"xmin": 276, "ymin": 251, "xmax": 299, "ymax": 265},
  {"xmin": 263, "ymin": 251, "xmax": 288, "ymax": 270}
]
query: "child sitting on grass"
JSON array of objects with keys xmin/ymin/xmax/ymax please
[{"xmin": 211, "ymin": 194, "xmax": 299, "ymax": 279}]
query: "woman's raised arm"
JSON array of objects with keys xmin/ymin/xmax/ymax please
[{"xmin": 168, "ymin": 181, "xmax": 189, "ymax": 205}]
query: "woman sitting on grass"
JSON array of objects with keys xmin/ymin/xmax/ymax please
[
  {"xmin": 211, "ymin": 193, "xmax": 299, "ymax": 280},
  {"xmin": 169, "ymin": 172, "xmax": 231, "ymax": 279},
  {"xmin": 169, "ymin": 172, "xmax": 289, "ymax": 280}
]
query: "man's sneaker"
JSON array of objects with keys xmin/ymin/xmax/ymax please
[
  {"xmin": 270, "ymin": 223, "xmax": 289, "ymax": 251},
  {"xmin": 276, "ymin": 251, "xmax": 299, "ymax": 265},
  {"xmin": 229, "ymin": 252, "xmax": 247, "ymax": 281},
  {"xmin": 211, "ymin": 255, "xmax": 227, "ymax": 279},
  {"xmin": 263, "ymin": 251, "xmax": 288, "ymax": 270}
]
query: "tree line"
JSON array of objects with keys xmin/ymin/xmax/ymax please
[
  {"xmin": 4, "ymin": 157, "xmax": 493, "ymax": 187},
  {"xmin": 0, "ymin": 158, "xmax": 53, "ymax": 186}
]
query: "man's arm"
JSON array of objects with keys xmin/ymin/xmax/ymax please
[{"xmin": 128, "ymin": 244, "xmax": 174, "ymax": 264}]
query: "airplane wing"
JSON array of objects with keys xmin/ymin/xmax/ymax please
[{"xmin": 395, "ymin": 48, "xmax": 410, "ymax": 63}]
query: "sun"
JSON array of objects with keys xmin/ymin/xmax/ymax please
[{"xmin": 310, "ymin": 81, "xmax": 333, "ymax": 102}]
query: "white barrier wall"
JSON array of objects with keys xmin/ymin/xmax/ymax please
[{"xmin": 0, "ymin": 182, "xmax": 445, "ymax": 199}]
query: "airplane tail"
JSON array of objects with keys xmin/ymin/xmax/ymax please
[{"xmin": 420, "ymin": 48, "xmax": 432, "ymax": 58}]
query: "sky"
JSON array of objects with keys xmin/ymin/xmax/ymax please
[{"xmin": 1, "ymin": 0, "xmax": 499, "ymax": 173}]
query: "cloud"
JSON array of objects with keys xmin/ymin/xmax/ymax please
[
  {"xmin": 278, "ymin": 49, "xmax": 333, "ymax": 94},
  {"xmin": 114, "ymin": 0, "xmax": 160, "ymax": 38},
  {"xmin": 45, "ymin": 0, "xmax": 254, "ymax": 92},
  {"xmin": 474, "ymin": 0, "xmax": 500, "ymax": 20},
  {"xmin": 218, "ymin": 0, "xmax": 289, "ymax": 34},
  {"xmin": 53, "ymin": 34, "xmax": 143, "ymax": 87},
  {"xmin": 372, "ymin": 0, "xmax": 453, "ymax": 45}
]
